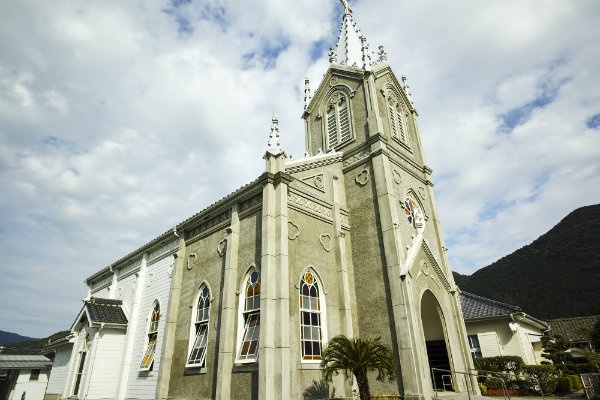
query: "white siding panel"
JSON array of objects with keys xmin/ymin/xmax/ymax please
[
  {"xmin": 91, "ymin": 287, "xmax": 109, "ymax": 298},
  {"xmin": 117, "ymin": 272, "xmax": 137, "ymax": 313},
  {"xmin": 125, "ymin": 255, "xmax": 174, "ymax": 399},
  {"xmin": 86, "ymin": 329, "xmax": 126, "ymax": 400},
  {"xmin": 45, "ymin": 344, "xmax": 73, "ymax": 397}
]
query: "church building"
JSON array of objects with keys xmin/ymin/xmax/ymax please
[{"xmin": 47, "ymin": 4, "xmax": 476, "ymax": 400}]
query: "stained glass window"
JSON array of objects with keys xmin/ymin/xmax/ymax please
[
  {"xmin": 187, "ymin": 284, "xmax": 211, "ymax": 367},
  {"xmin": 238, "ymin": 270, "xmax": 261, "ymax": 362},
  {"xmin": 300, "ymin": 271, "xmax": 323, "ymax": 361},
  {"xmin": 140, "ymin": 301, "xmax": 160, "ymax": 370},
  {"xmin": 404, "ymin": 197, "xmax": 424, "ymax": 230}
]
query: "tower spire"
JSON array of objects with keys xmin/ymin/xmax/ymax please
[{"xmin": 330, "ymin": 0, "xmax": 377, "ymax": 70}]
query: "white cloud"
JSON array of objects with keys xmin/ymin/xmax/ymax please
[{"xmin": 0, "ymin": 0, "xmax": 599, "ymax": 338}]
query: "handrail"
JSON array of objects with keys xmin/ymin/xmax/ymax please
[
  {"xmin": 431, "ymin": 368, "xmax": 510, "ymax": 400},
  {"xmin": 469, "ymin": 368, "xmax": 545, "ymax": 400}
]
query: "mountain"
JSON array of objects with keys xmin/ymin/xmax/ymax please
[
  {"xmin": 454, "ymin": 204, "xmax": 600, "ymax": 320},
  {"xmin": 0, "ymin": 330, "xmax": 37, "ymax": 346},
  {"xmin": 0, "ymin": 330, "xmax": 69, "ymax": 355}
]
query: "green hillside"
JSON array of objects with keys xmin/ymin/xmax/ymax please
[{"xmin": 454, "ymin": 204, "xmax": 600, "ymax": 320}]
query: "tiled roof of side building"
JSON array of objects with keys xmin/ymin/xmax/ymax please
[
  {"xmin": 0, "ymin": 355, "xmax": 53, "ymax": 369},
  {"xmin": 459, "ymin": 291, "xmax": 521, "ymax": 320},
  {"xmin": 85, "ymin": 297, "xmax": 128, "ymax": 325},
  {"xmin": 547, "ymin": 315, "xmax": 600, "ymax": 343}
]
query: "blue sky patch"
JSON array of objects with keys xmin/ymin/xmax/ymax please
[
  {"xmin": 162, "ymin": 2, "xmax": 228, "ymax": 35},
  {"xmin": 477, "ymin": 200, "xmax": 516, "ymax": 222},
  {"xmin": 170, "ymin": 0, "xmax": 191, "ymax": 7},
  {"xmin": 42, "ymin": 136, "xmax": 83, "ymax": 155},
  {"xmin": 309, "ymin": 39, "xmax": 329, "ymax": 62},
  {"xmin": 199, "ymin": 4, "xmax": 227, "ymax": 30},
  {"xmin": 586, "ymin": 113, "xmax": 600, "ymax": 129},
  {"xmin": 498, "ymin": 77, "xmax": 564, "ymax": 133},
  {"xmin": 242, "ymin": 37, "xmax": 290, "ymax": 70}
]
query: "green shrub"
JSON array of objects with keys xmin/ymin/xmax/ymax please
[
  {"xmin": 505, "ymin": 379, "xmax": 529, "ymax": 391},
  {"xmin": 522, "ymin": 364, "xmax": 559, "ymax": 394},
  {"xmin": 484, "ymin": 378, "xmax": 504, "ymax": 390},
  {"xmin": 474, "ymin": 356, "xmax": 524, "ymax": 375},
  {"xmin": 567, "ymin": 375, "xmax": 583, "ymax": 391},
  {"xmin": 556, "ymin": 377, "xmax": 571, "ymax": 393},
  {"xmin": 573, "ymin": 363, "xmax": 598, "ymax": 374}
]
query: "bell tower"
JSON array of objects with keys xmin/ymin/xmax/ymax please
[{"xmin": 302, "ymin": 3, "xmax": 476, "ymax": 399}]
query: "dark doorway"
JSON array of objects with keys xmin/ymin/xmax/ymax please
[{"xmin": 421, "ymin": 290, "xmax": 452, "ymax": 392}]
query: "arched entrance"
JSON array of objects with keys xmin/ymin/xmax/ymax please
[{"xmin": 420, "ymin": 290, "xmax": 452, "ymax": 392}]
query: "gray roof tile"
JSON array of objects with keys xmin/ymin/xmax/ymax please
[
  {"xmin": 84, "ymin": 297, "xmax": 128, "ymax": 325},
  {"xmin": 0, "ymin": 355, "xmax": 53, "ymax": 369},
  {"xmin": 460, "ymin": 291, "xmax": 521, "ymax": 320},
  {"xmin": 547, "ymin": 315, "xmax": 600, "ymax": 343}
]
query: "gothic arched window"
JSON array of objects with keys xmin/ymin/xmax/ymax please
[
  {"xmin": 388, "ymin": 97, "xmax": 408, "ymax": 145},
  {"xmin": 140, "ymin": 301, "xmax": 160, "ymax": 371},
  {"xmin": 237, "ymin": 269, "xmax": 261, "ymax": 363},
  {"xmin": 299, "ymin": 270, "xmax": 324, "ymax": 361},
  {"xmin": 326, "ymin": 92, "xmax": 352, "ymax": 150},
  {"xmin": 187, "ymin": 283, "xmax": 211, "ymax": 367}
]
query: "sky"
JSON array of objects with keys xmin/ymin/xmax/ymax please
[{"xmin": 1, "ymin": 0, "xmax": 599, "ymax": 339}]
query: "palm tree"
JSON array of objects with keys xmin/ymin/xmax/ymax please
[{"xmin": 321, "ymin": 335, "xmax": 396, "ymax": 400}]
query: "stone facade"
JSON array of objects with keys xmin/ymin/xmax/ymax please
[{"xmin": 53, "ymin": 7, "xmax": 476, "ymax": 400}]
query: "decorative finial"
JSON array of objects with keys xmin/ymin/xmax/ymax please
[
  {"xmin": 340, "ymin": 0, "xmax": 352, "ymax": 14},
  {"xmin": 360, "ymin": 36, "xmax": 371, "ymax": 70},
  {"xmin": 304, "ymin": 78, "xmax": 312, "ymax": 110},
  {"xmin": 402, "ymin": 75, "xmax": 414, "ymax": 104},
  {"xmin": 267, "ymin": 114, "xmax": 281, "ymax": 154},
  {"xmin": 378, "ymin": 45, "xmax": 387, "ymax": 62},
  {"xmin": 328, "ymin": 47, "xmax": 337, "ymax": 63}
]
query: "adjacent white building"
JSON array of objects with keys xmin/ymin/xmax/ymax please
[
  {"xmin": 0, "ymin": 355, "xmax": 53, "ymax": 400},
  {"xmin": 43, "ymin": 234, "xmax": 179, "ymax": 400},
  {"xmin": 460, "ymin": 291, "xmax": 549, "ymax": 365}
]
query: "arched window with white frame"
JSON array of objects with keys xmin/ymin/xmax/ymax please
[
  {"xmin": 237, "ymin": 268, "xmax": 261, "ymax": 363},
  {"xmin": 140, "ymin": 300, "xmax": 160, "ymax": 371},
  {"xmin": 299, "ymin": 269, "xmax": 326, "ymax": 361},
  {"xmin": 326, "ymin": 92, "xmax": 352, "ymax": 150},
  {"xmin": 187, "ymin": 283, "xmax": 211, "ymax": 368}
]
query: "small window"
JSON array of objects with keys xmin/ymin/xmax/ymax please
[
  {"xmin": 237, "ymin": 269, "xmax": 261, "ymax": 363},
  {"xmin": 187, "ymin": 284, "xmax": 211, "ymax": 367},
  {"xmin": 140, "ymin": 301, "xmax": 160, "ymax": 371},
  {"xmin": 30, "ymin": 369, "xmax": 41, "ymax": 381},
  {"xmin": 468, "ymin": 335, "xmax": 482, "ymax": 359},
  {"xmin": 326, "ymin": 93, "xmax": 352, "ymax": 150},
  {"xmin": 300, "ymin": 271, "xmax": 324, "ymax": 361}
]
